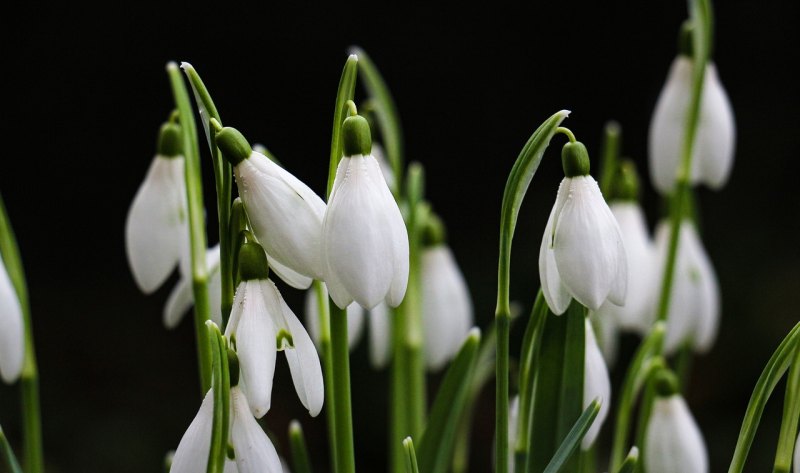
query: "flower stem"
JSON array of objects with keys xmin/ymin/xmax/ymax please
[
  {"xmin": 391, "ymin": 305, "xmax": 409, "ymax": 473},
  {"xmin": 0, "ymin": 194, "xmax": 43, "ymax": 473},
  {"xmin": 598, "ymin": 121, "xmax": 621, "ymax": 196},
  {"xmin": 314, "ymin": 280, "xmax": 338, "ymax": 471},
  {"xmin": 772, "ymin": 339, "xmax": 800, "ymax": 472},
  {"xmin": 331, "ymin": 304, "xmax": 356, "ymax": 473}
]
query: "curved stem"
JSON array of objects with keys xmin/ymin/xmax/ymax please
[{"xmin": 314, "ymin": 280, "xmax": 338, "ymax": 471}]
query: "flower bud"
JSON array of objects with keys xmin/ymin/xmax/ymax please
[
  {"xmin": 561, "ymin": 141, "xmax": 591, "ymax": 177},
  {"xmin": 342, "ymin": 114, "xmax": 372, "ymax": 157},
  {"xmin": 237, "ymin": 242, "xmax": 269, "ymax": 281},
  {"xmin": 157, "ymin": 122, "xmax": 183, "ymax": 157},
  {"xmin": 217, "ymin": 126, "xmax": 253, "ymax": 166}
]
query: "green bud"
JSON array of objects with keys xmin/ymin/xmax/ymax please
[
  {"xmin": 342, "ymin": 115, "xmax": 372, "ymax": 157},
  {"xmin": 228, "ymin": 347, "xmax": 240, "ymax": 386},
  {"xmin": 237, "ymin": 242, "xmax": 269, "ymax": 281},
  {"xmin": 653, "ymin": 368, "xmax": 680, "ymax": 397},
  {"xmin": 422, "ymin": 212, "xmax": 447, "ymax": 247},
  {"xmin": 561, "ymin": 141, "xmax": 591, "ymax": 177},
  {"xmin": 217, "ymin": 126, "xmax": 252, "ymax": 166},
  {"xmin": 157, "ymin": 122, "xmax": 183, "ymax": 157},
  {"xmin": 678, "ymin": 20, "xmax": 694, "ymax": 58},
  {"xmin": 613, "ymin": 160, "xmax": 641, "ymax": 202}
]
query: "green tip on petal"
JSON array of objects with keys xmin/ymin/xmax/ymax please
[
  {"xmin": 157, "ymin": 122, "xmax": 183, "ymax": 157},
  {"xmin": 561, "ymin": 141, "xmax": 591, "ymax": 177},
  {"xmin": 678, "ymin": 20, "xmax": 694, "ymax": 58},
  {"xmin": 653, "ymin": 368, "xmax": 681, "ymax": 397},
  {"xmin": 227, "ymin": 346, "xmax": 240, "ymax": 386},
  {"xmin": 217, "ymin": 126, "xmax": 252, "ymax": 166},
  {"xmin": 276, "ymin": 329, "xmax": 295, "ymax": 350},
  {"xmin": 237, "ymin": 242, "xmax": 269, "ymax": 281},
  {"xmin": 342, "ymin": 114, "xmax": 372, "ymax": 157}
]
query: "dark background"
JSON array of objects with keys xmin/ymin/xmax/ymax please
[{"xmin": 1, "ymin": 2, "xmax": 799, "ymax": 472}]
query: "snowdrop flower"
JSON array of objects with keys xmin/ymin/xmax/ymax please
[
  {"xmin": 164, "ymin": 245, "xmax": 223, "ymax": 329},
  {"xmin": 125, "ymin": 122, "xmax": 190, "ymax": 293},
  {"xmin": 217, "ymin": 126, "xmax": 326, "ymax": 285},
  {"xmin": 539, "ymin": 140, "xmax": 627, "ymax": 315},
  {"xmin": 0, "ymin": 254, "xmax": 24, "ymax": 383},
  {"xmin": 225, "ymin": 242, "xmax": 323, "ymax": 418},
  {"xmin": 304, "ymin": 285, "xmax": 365, "ymax": 351},
  {"xmin": 169, "ymin": 387, "xmax": 283, "ymax": 473},
  {"xmin": 645, "ymin": 373, "xmax": 708, "ymax": 473},
  {"xmin": 653, "ymin": 220, "xmax": 720, "ymax": 354},
  {"xmin": 421, "ymin": 240, "xmax": 473, "ymax": 371},
  {"xmin": 649, "ymin": 53, "xmax": 735, "ymax": 194},
  {"xmin": 368, "ymin": 301, "xmax": 393, "ymax": 369},
  {"xmin": 583, "ymin": 319, "xmax": 611, "ymax": 449},
  {"xmin": 322, "ymin": 114, "xmax": 409, "ymax": 310}
]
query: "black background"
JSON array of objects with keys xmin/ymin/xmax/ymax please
[{"xmin": 1, "ymin": 2, "xmax": 799, "ymax": 472}]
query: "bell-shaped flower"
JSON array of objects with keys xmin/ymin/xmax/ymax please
[
  {"xmin": 653, "ymin": 220, "xmax": 720, "ymax": 354},
  {"xmin": 421, "ymin": 243, "xmax": 473, "ymax": 370},
  {"xmin": 304, "ymin": 285, "xmax": 365, "ymax": 351},
  {"xmin": 649, "ymin": 54, "xmax": 735, "ymax": 194},
  {"xmin": 169, "ymin": 387, "xmax": 283, "ymax": 473},
  {"xmin": 0, "ymin": 254, "xmax": 24, "ymax": 383},
  {"xmin": 645, "ymin": 390, "xmax": 708, "ymax": 473},
  {"xmin": 322, "ymin": 114, "xmax": 409, "ymax": 310},
  {"xmin": 126, "ymin": 122, "xmax": 190, "ymax": 293},
  {"xmin": 539, "ymin": 140, "xmax": 627, "ymax": 315},
  {"xmin": 225, "ymin": 242, "xmax": 323, "ymax": 418},
  {"xmin": 583, "ymin": 319, "xmax": 611, "ymax": 449},
  {"xmin": 217, "ymin": 126, "xmax": 326, "ymax": 285},
  {"xmin": 164, "ymin": 245, "xmax": 223, "ymax": 329}
]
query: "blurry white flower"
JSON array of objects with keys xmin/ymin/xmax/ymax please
[
  {"xmin": 0, "ymin": 254, "xmax": 24, "ymax": 383},
  {"xmin": 649, "ymin": 56, "xmax": 735, "ymax": 194},
  {"xmin": 164, "ymin": 245, "xmax": 222, "ymax": 329},
  {"xmin": 225, "ymin": 243, "xmax": 323, "ymax": 418},
  {"xmin": 508, "ymin": 395, "xmax": 520, "ymax": 469},
  {"xmin": 304, "ymin": 285, "xmax": 365, "ymax": 351},
  {"xmin": 218, "ymin": 126, "xmax": 326, "ymax": 286},
  {"xmin": 322, "ymin": 115, "xmax": 409, "ymax": 309},
  {"xmin": 590, "ymin": 311, "xmax": 619, "ymax": 367},
  {"xmin": 169, "ymin": 387, "xmax": 283, "ymax": 473},
  {"xmin": 539, "ymin": 141, "xmax": 626, "ymax": 315},
  {"xmin": 421, "ymin": 245, "xmax": 473, "ymax": 370},
  {"xmin": 368, "ymin": 301, "xmax": 392, "ymax": 369},
  {"xmin": 372, "ymin": 143, "xmax": 395, "ymax": 191},
  {"xmin": 645, "ymin": 394, "xmax": 708, "ymax": 473},
  {"xmin": 583, "ymin": 319, "xmax": 610, "ymax": 449},
  {"xmin": 125, "ymin": 122, "xmax": 189, "ymax": 293},
  {"xmin": 654, "ymin": 220, "xmax": 720, "ymax": 354}
]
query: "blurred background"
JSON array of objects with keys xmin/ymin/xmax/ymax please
[{"xmin": 1, "ymin": 1, "xmax": 799, "ymax": 472}]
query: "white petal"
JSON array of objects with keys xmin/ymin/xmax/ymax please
[
  {"xmin": 267, "ymin": 254, "xmax": 312, "ymax": 290},
  {"xmin": 371, "ymin": 158, "xmax": 409, "ymax": 308},
  {"xmin": 372, "ymin": 143, "xmax": 395, "ymax": 190},
  {"xmin": 281, "ymin": 294, "xmax": 325, "ymax": 417},
  {"xmin": 0, "ymin": 256, "xmax": 24, "ymax": 383},
  {"xmin": 235, "ymin": 152, "xmax": 326, "ymax": 280},
  {"xmin": 539, "ymin": 188, "xmax": 572, "ymax": 315},
  {"xmin": 224, "ymin": 460, "xmax": 239, "ymax": 473},
  {"xmin": 645, "ymin": 395, "xmax": 708, "ymax": 473},
  {"xmin": 508, "ymin": 395, "xmax": 520, "ymax": 470},
  {"xmin": 322, "ymin": 156, "xmax": 406, "ymax": 309},
  {"xmin": 369, "ymin": 301, "xmax": 393, "ymax": 369},
  {"xmin": 683, "ymin": 225, "xmax": 721, "ymax": 353},
  {"xmin": 583, "ymin": 320, "xmax": 611, "ymax": 449},
  {"xmin": 553, "ymin": 177, "xmax": 626, "ymax": 310},
  {"xmin": 794, "ymin": 431, "xmax": 799, "ymax": 473},
  {"xmin": 164, "ymin": 246, "xmax": 222, "ymax": 329},
  {"xmin": 304, "ymin": 286, "xmax": 365, "ymax": 351},
  {"xmin": 169, "ymin": 389, "xmax": 214, "ymax": 473},
  {"xmin": 695, "ymin": 63, "xmax": 736, "ymax": 190},
  {"xmin": 125, "ymin": 156, "xmax": 187, "ymax": 293},
  {"xmin": 589, "ymin": 310, "xmax": 619, "ymax": 367},
  {"xmin": 421, "ymin": 246, "xmax": 473, "ymax": 370},
  {"xmin": 228, "ymin": 281, "xmax": 277, "ymax": 418},
  {"xmin": 230, "ymin": 387, "xmax": 283, "ymax": 473}
]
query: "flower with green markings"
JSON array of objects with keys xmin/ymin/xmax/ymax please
[
  {"xmin": 322, "ymin": 114, "xmax": 409, "ymax": 310},
  {"xmin": 0, "ymin": 253, "xmax": 23, "ymax": 383},
  {"xmin": 225, "ymin": 242, "xmax": 323, "ymax": 418},
  {"xmin": 539, "ymin": 140, "xmax": 627, "ymax": 315}
]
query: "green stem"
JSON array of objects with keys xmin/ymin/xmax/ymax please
[
  {"xmin": 403, "ymin": 438, "xmax": 421, "ymax": 473},
  {"xmin": 772, "ymin": 340, "xmax": 800, "ymax": 472},
  {"xmin": 327, "ymin": 55, "xmax": 359, "ymax": 196},
  {"xmin": 314, "ymin": 280, "xmax": 338, "ymax": 471},
  {"xmin": 289, "ymin": 421, "xmax": 314, "ymax": 473},
  {"xmin": 391, "ymin": 305, "xmax": 409, "ymax": 473},
  {"xmin": 167, "ymin": 62, "xmax": 212, "ymax": 393},
  {"xmin": 331, "ymin": 304, "xmax": 355, "ymax": 473},
  {"xmin": 0, "ymin": 425, "xmax": 23, "ymax": 473},
  {"xmin": 0, "ymin": 194, "xmax": 44, "ymax": 473},
  {"xmin": 598, "ymin": 121, "xmax": 621, "ymax": 196}
]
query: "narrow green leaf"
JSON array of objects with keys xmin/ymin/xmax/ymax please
[
  {"xmin": 403, "ymin": 437, "xmax": 421, "ymax": 473},
  {"xmin": 206, "ymin": 321, "xmax": 228, "ymax": 473},
  {"xmin": 0, "ymin": 426, "xmax": 23, "ymax": 473},
  {"xmin": 543, "ymin": 398, "xmax": 601, "ymax": 473},
  {"xmin": 774, "ymin": 332, "xmax": 800, "ymax": 472},
  {"xmin": 417, "ymin": 329, "xmax": 481, "ymax": 473},
  {"xmin": 598, "ymin": 121, "xmax": 621, "ymax": 196},
  {"xmin": 289, "ymin": 420, "xmax": 314, "ymax": 473},
  {"xmin": 728, "ymin": 322, "xmax": 800, "ymax": 473},
  {"xmin": 327, "ymin": 55, "xmax": 359, "ymax": 198},
  {"xmin": 616, "ymin": 447, "xmax": 639, "ymax": 473}
]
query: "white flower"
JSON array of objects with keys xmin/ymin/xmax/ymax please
[
  {"xmin": 0, "ymin": 254, "xmax": 24, "ymax": 383},
  {"xmin": 368, "ymin": 301, "xmax": 393, "ymax": 369},
  {"xmin": 649, "ymin": 56, "xmax": 736, "ymax": 194},
  {"xmin": 421, "ymin": 245, "xmax": 473, "ymax": 370},
  {"xmin": 169, "ymin": 387, "xmax": 283, "ymax": 473},
  {"xmin": 539, "ymin": 174, "xmax": 627, "ymax": 315},
  {"xmin": 304, "ymin": 285, "xmax": 365, "ymax": 351},
  {"xmin": 321, "ymin": 115, "xmax": 408, "ymax": 310},
  {"xmin": 645, "ymin": 394, "xmax": 708, "ymax": 473},
  {"xmin": 125, "ymin": 150, "xmax": 189, "ymax": 294},
  {"xmin": 164, "ymin": 245, "xmax": 223, "ymax": 329},
  {"xmin": 654, "ymin": 220, "xmax": 720, "ymax": 354},
  {"xmin": 583, "ymin": 319, "xmax": 611, "ymax": 449},
  {"xmin": 593, "ymin": 202, "xmax": 656, "ymax": 332},
  {"xmin": 590, "ymin": 311, "xmax": 619, "ymax": 367},
  {"xmin": 225, "ymin": 246, "xmax": 323, "ymax": 418}
]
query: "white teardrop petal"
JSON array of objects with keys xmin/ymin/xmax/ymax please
[
  {"xmin": 695, "ymin": 63, "xmax": 736, "ymax": 190},
  {"xmin": 304, "ymin": 286, "xmax": 365, "ymax": 351},
  {"xmin": 169, "ymin": 389, "xmax": 214, "ymax": 473},
  {"xmin": 230, "ymin": 387, "xmax": 284, "ymax": 473},
  {"xmin": 508, "ymin": 396, "xmax": 520, "ymax": 470},
  {"xmin": 582, "ymin": 320, "xmax": 611, "ymax": 449},
  {"xmin": 0, "ymin": 256, "xmax": 24, "ymax": 383},
  {"xmin": 645, "ymin": 395, "xmax": 708, "ymax": 473},
  {"xmin": 267, "ymin": 254, "xmax": 312, "ymax": 290},
  {"xmin": 369, "ymin": 301, "xmax": 393, "ymax": 369},
  {"xmin": 684, "ymin": 225, "xmax": 720, "ymax": 353},
  {"xmin": 589, "ymin": 310, "xmax": 619, "ymax": 367},
  {"xmin": 281, "ymin": 295, "xmax": 325, "ymax": 417},
  {"xmin": 163, "ymin": 273, "xmax": 193, "ymax": 330},
  {"xmin": 164, "ymin": 246, "xmax": 223, "ymax": 329},
  {"xmin": 539, "ymin": 200, "xmax": 571, "ymax": 315}
]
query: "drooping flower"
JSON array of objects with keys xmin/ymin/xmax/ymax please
[
  {"xmin": 169, "ymin": 387, "xmax": 283, "ymax": 473},
  {"xmin": 217, "ymin": 126, "xmax": 326, "ymax": 285},
  {"xmin": 539, "ymin": 140, "xmax": 627, "ymax": 315},
  {"xmin": 583, "ymin": 319, "xmax": 611, "ymax": 449},
  {"xmin": 225, "ymin": 242, "xmax": 323, "ymax": 418},
  {"xmin": 653, "ymin": 220, "xmax": 720, "ymax": 354},
  {"xmin": 163, "ymin": 245, "xmax": 223, "ymax": 329},
  {"xmin": 649, "ymin": 55, "xmax": 736, "ymax": 194},
  {"xmin": 125, "ymin": 121, "xmax": 190, "ymax": 293},
  {"xmin": 304, "ymin": 285, "xmax": 365, "ymax": 351},
  {"xmin": 322, "ymin": 114, "xmax": 409, "ymax": 309},
  {"xmin": 0, "ymin": 253, "xmax": 24, "ymax": 383},
  {"xmin": 645, "ymin": 393, "xmax": 708, "ymax": 473}
]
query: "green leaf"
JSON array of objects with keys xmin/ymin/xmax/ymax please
[
  {"xmin": 403, "ymin": 438, "xmax": 421, "ymax": 473},
  {"xmin": 728, "ymin": 322, "xmax": 800, "ymax": 473},
  {"xmin": 289, "ymin": 420, "xmax": 314, "ymax": 473},
  {"xmin": 774, "ymin": 339, "xmax": 800, "ymax": 472},
  {"xmin": 543, "ymin": 398, "xmax": 601, "ymax": 473},
  {"xmin": 206, "ymin": 322, "xmax": 230, "ymax": 473},
  {"xmin": 327, "ymin": 55, "xmax": 359, "ymax": 198},
  {"xmin": 616, "ymin": 447, "xmax": 639, "ymax": 473},
  {"xmin": 0, "ymin": 426, "xmax": 23, "ymax": 473},
  {"xmin": 417, "ymin": 329, "xmax": 481, "ymax": 473}
]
